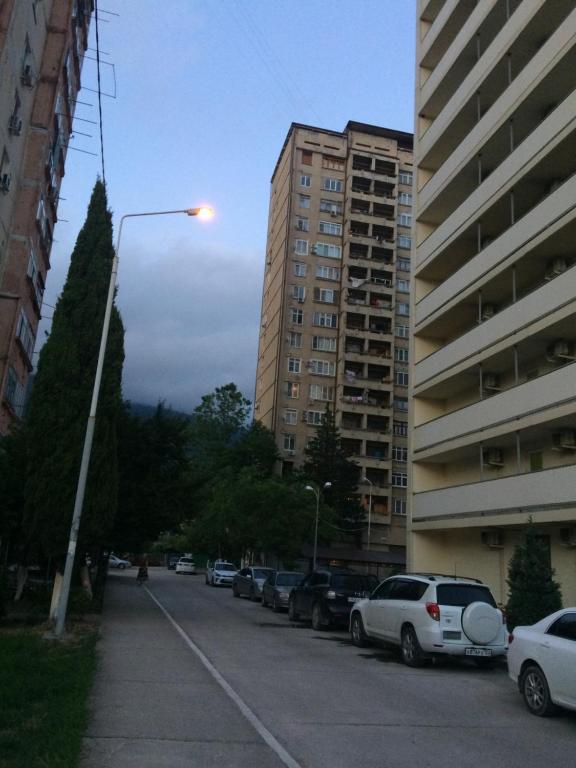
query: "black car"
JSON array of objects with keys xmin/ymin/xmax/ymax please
[{"xmin": 288, "ymin": 569, "xmax": 378, "ymax": 630}]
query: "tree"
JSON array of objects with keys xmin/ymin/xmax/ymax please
[
  {"xmin": 189, "ymin": 382, "xmax": 251, "ymax": 469},
  {"xmin": 20, "ymin": 180, "xmax": 125, "ymax": 566},
  {"xmin": 302, "ymin": 405, "xmax": 363, "ymax": 527},
  {"xmin": 506, "ymin": 520, "xmax": 563, "ymax": 630}
]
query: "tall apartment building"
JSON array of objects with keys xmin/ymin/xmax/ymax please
[
  {"xmin": 255, "ymin": 121, "xmax": 414, "ymax": 558},
  {"xmin": 0, "ymin": 0, "xmax": 91, "ymax": 434},
  {"xmin": 411, "ymin": 0, "xmax": 576, "ymax": 604}
]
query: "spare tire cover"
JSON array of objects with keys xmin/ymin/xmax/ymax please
[{"xmin": 461, "ymin": 601, "xmax": 500, "ymax": 645}]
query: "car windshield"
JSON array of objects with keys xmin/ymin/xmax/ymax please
[
  {"xmin": 436, "ymin": 584, "xmax": 496, "ymax": 608},
  {"xmin": 253, "ymin": 569, "xmax": 273, "ymax": 580},
  {"xmin": 331, "ymin": 574, "xmax": 378, "ymax": 591},
  {"xmin": 216, "ymin": 564, "xmax": 236, "ymax": 571},
  {"xmin": 276, "ymin": 573, "xmax": 304, "ymax": 586}
]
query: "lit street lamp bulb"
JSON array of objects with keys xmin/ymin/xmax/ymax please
[{"xmin": 188, "ymin": 205, "xmax": 214, "ymax": 220}]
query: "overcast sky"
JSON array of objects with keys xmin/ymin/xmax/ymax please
[{"xmin": 41, "ymin": 0, "xmax": 416, "ymax": 413}]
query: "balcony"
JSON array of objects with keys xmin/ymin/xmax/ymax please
[{"xmin": 412, "ymin": 463, "xmax": 576, "ymax": 523}]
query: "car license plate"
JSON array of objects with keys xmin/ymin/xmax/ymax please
[
  {"xmin": 348, "ymin": 596, "xmax": 361, "ymax": 603},
  {"xmin": 465, "ymin": 648, "xmax": 492, "ymax": 657}
]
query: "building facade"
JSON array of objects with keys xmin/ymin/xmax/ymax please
[
  {"xmin": 255, "ymin": 121, "xmax": 414, "ymax": 556},
  {"xmin": 0, "ymin": 0, "xmax": 91, "ymax": 434},
  {"xmin": 411, "ymin": 0, "xmax": 576, "ymax": 603}
]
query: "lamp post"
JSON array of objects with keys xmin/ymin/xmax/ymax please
[
  {"xmin": 305, "ymin": 481, "xmax": 332, "ymax": 570},
  {"xmin": 54, "ymin": 205, "xmax": 214, "ymax": 637},
  {"xmin": 362, "ymin": 476, "xmax": 373, "ymax": 554}
]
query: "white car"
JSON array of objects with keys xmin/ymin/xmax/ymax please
[
  {"xmin": 205, "ymin": 560, "xmax": 238, "ymax": 586},
  {"xmin": 108, "ymin": 554, "xmax": 132, "ymax": 569},
  {"xmin": 350, "ymin": 573, "xmax": 507, "ymax": 667},
  {"xmin": 175, "ymin": 557, "xmax": 196, "ymax": 575},
  {"xmin": 508, "ymin": 607, "xmax": 576, "ymax": 716}
]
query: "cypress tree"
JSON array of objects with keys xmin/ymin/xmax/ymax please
[{"xmin": 21, "ymin": 180, "xmax": 124, "ymax": 564}]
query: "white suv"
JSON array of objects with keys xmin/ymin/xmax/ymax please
[{"xmin": 350, "ymin": 573, "xmax": 507, "ymax": 667}]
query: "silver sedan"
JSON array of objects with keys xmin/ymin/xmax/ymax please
[{"xmin": 261, "ymin": 571, "xmax": 305, "ymax": 612}]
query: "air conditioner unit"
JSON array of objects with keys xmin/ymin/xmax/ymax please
[
  {"xmin": 330, "ymin": 210, "xmax": 338, "ymax": 218},
  {"xmin": 297, "ymin": 297, "xmax": 304, "ymax": 304},
  {"xmin": 559, "ymin": 527, "xmax": 576, "ymax": 547},
  {"xmin": 481, "ymin": 530, "xmax": 505, "ymax": 549},
  {"xmin": 481, "ymin": 304, "xmax": 496, "ymax": 321},
  {"xmin": 545, "ymin": 257, "xmax": 568, "ymax": 281},
  {"xmin": 482, "ymin": 373, "xmax": 500, "ymax": 391},
  {"xmin": 552, "ymin": 429, "xmax": 576, "ymax": 451},
  {"xmin": 0, "ymin": 173, "xmax": 11, "ymax": 193},
  {"xmin": 8, "ymin": 115, "xmax": 22, "ymax": 136},
  {"xmin": 483, "ymin": 447, "xmax": 504, "ymax": 467},
  {"xmin": 21, "ymin": 64, "xmax": 34, "ymax": 88}
]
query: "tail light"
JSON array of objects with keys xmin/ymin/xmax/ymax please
[
  {"xmin": 508, "ymin": 633, "xmax": 514, "ymax": 644},
  {"xmin": 426, "ymin": 602, "xmax": 440, "ymax": 621}
]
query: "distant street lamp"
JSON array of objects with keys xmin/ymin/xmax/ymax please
[
  {"xmin": 305, "ymin": 481, "xmax": 332, "ymax": 570},
  {"xmin": 54, "ymin": 205, "xmax": 214, "ymax": 637},
  {"xmin": 362, "ymin": 476, "xmax": 373, "ymax": 554}
]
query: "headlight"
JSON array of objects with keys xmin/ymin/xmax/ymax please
[{"xmin": 326, "ymin": 590, "xmax": 336, "ymax": 599}]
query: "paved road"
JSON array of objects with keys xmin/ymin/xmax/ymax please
[{"xmin": 83, "ymin": 569, "xmax": 576, "ymax": 768}]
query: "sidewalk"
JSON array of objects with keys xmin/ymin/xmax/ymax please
[{"xmin": 81, "ymin": 571, "xmax": 286, "ymax": 768}]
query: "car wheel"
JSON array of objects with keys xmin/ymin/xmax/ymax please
[
  {"xmin": 118, "ymin": 563, "xmax": 125, "ymax": 570},
  {"xmin": 233, "ymin": 584, "xmax": 240, "ymax": 598},
  {"xmin": 272, "ymin": 595, "xmax": 280, "ymax": 613},
  {"xmin": 351, "ymin": 613, "xmax": 369, "ymax": 647},
  {"xmin": 401, "ymin": 626, "xmax": 426, "ymax": 668},
  {"xmin": 261, "ymin": 594, "xmax": 268, "ymax": 607},
  {"xmin": 250, "ymin": 587, "xmax": 258, "ymax": 602},
  {"xmin": 520, "ymin": 665, "xmax": 557, "ymax": 717},
  {"xmin": 210, "ymin": 577, "xmax": 215, "ymax": 586},
  {"xmin": 288, "ymin": 598, "xmax": 300, "ymax": 621},
  {"xmin": 311, "ymin": 602, "xmax": 328, "ymax": 631}
]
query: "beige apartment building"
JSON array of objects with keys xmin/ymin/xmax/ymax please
[
  {"xmin": 255, "ymin": 121, "xmax": 414, "ymax": 560},
  {"xmin": 411, "ymin": 0, "xmax": 576, "ymax": 604},
  {"xmin": 0, "ymin": 0, "xmax": 91, "ymax": 434}
]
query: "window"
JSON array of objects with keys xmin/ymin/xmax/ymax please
[
  {"xmin": 399, "ymin": 192, "xmax": 412, "ymax": 206},
  {"xmin": 288, "ymin": 357, "xmax": 301, "ymax": 374},
  {"xmin": 288, "ymin": 331, "xmax": 302, "ymax": 348},
  {"xmin": 312, "ymin": 335, "xmax": 337, "ymax": 352},
  {"xmin": 4, "ymin": 367, "xmax": 25, "ymax": 418},
  {"xmin": 397, "ymin": 258, "xmax": 410, "ymax": 272},
  {"xmin": 308, "ymin": 359, "xmax": 335, "ymax": 376},
  {"xmin": 392, "ymin": 472, "xmax": 408, "ymax": 488},
  {"xmin": 294, "ymin": 239, "xmax": 308, "ymax": 255},
  {"xmin": 284, "ymin": 381, "xmax": 300, "ymax": 399},
  {"xmin": 390, "ymin": 580, "xmax": 427, "ymax": 600},
  {"xmin": 314, "ymin": 242, "xmax": 341, "ymax": 259},
  {"xmin": 392, "ymin": 446, "xmax": 408, "ymax": 462},
  {"xmin": 305, "ymin": 410, "xmax": 324, "ymax": 425},
  {"xmin": 292, "ymin": 285, "xmax": 305, "ymax": 301},
  {"xmin": 291, "ymin": 308, "xmax": 303, "ymax": 325},
  {"xmin": 0, "ymin": 149, "xmax": 11, "ymax": 194},
  {"xmin": 16, "ymin": 309, "xmax": 35, "ymax": 362},
  {"xmin": 395, "ymin": 347, "xmax": 409, "ymax": 363},
  {"xmin": 395, "ymin": 371, "xmax": 409, "ymax": 387},
  {"xmin": 394, "ymin": 397, "xmax": 408, "ymax": 411},
  {"xmin": 397, "ymin": 213, "xmax": 412, "ymax": 228},
  {"xmin": 397, "ymin": 302, "xmax": 410, "ymax": 316},
  {"xmin": 548, "ymin": 613, "xmax": 576, "ymax": 641},
  {"xmin": 299, "ymin": 194, "xmax": 311, "ymax": 208},
  {"xmin": 313, "ymin": 311, "xmax": 337, "ymax": 328},
  {"xmin": 395, "ymin": 325, "xmax": 409, "ymax": 339},
  {"xmin": 314, "ymin": 287, "xmax": 335, "ymax": 303},
  {"xmin": 296, "ymin": 216, "xmax": 309, "ymax": 232},
  {"xmin": 529, "ymin": 452, "xmax": 543, "ymax": 472},
  {"xmin": 392, "ymin": 499, "xmax": 407, "ymax": 516},
  {"xmin": 322, "ymin": 155, "xmax": 344, "ymax": 170},
  {"xmin": 283, "ymin": 409, "xmax": 298, "ymax": 425},
  {"xmin": 301, "ymin": 149, "xmax": 313, "ymax": 166},
  {"xmin": 322, "ymin": 177, "xmax": 343, "ymax": 193},
  {"xmin": 27, "ymin": 248, "xmax": 44, "ymax": 310},
  {"xmin": 293, "ymin": 262, "xmax": 307, "ymax": 277},
  {"xmin": 397, "ymin": 279, "xmax": 410, "ymax": 293},
  {"xmin": 283, "ymin": 434, "xmax": 296, "ymax": 451},
  {"xmin": 36, "ymin": 195, "xmax": 52, "ymax": 247},
  {"xmin": 436, "ymin": 585, "xmax": 496, "ymax": 608},
  {"xmin": 315, "ymin": 264, "xmax": 340, "ymax": 281},
  {"xmin": 300, "ymin": 174, "xmax": 311, "ymax": 187},
  {"xmin": 399, "ymin": 171, "xmax": 413, "ymax": 185},
  {"xmin": 309, "ymin": 383, "xmax": 334, "ymax": 401},
  {"xmin": 393, "ymin": 420, "xmax": 408, "ymax": 436},
  {"xmin": 397, "ymin": 234, "xmax": 412, "ymax": 250},
  {"xmin": 319, "ymin": 199, "xmax": 342, "ymax": 215},
  {"xmin": 318, "ymin": 220, "xmax": 342, "ymax": 236}
]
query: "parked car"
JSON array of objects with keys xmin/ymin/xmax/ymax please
[
  {"xmin": 233, "ymin": 566, "xmax": 275, "ymax": 601},
  {"xmin": 167, "ymin": 555, "xmax": 180, "ymax": 570},
  {"xmin": 261, "ymin": 571, "xmax": 305, "ymax": 611},
  {"xmin": 349, "ymin": 573, "xmax": 507, "ymax": 667},
  {"xmin": 175, "ymin": 557, "xmax": 196, "ymax": 575},
  {"xmin": 288, "ymin": 569, "xmax": 378, "ymax": 630},
  {"xmin": 205, "ymin": 561, "xmax": 238, "ymax": 587},
  {"xmin": 108, "ymin": 554, "xmax": 132, "ymax": 569},
  {"xmin": 508, "ymin": 607, "xmax": 576, "ymax": 716}
]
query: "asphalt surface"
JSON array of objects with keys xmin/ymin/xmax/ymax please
[{"xmin": 82, "ymin": 568, "xmax": 576, "ymax": 768}]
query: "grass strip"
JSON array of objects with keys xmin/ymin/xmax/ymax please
[{"xmin": 0, "ymin": 629, "xmax": 97, "ymax": 768}]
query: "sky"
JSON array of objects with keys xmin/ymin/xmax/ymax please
[{"xmin": 41, "ymin": 0, "xmax": 417, "ymax": 414}]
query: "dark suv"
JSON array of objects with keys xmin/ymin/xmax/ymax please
[{"xmin": 288, "ymin": 569, "xmax": 378, "ymax": 630}]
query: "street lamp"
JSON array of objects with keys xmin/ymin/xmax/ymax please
[
  {"xmin": 362, "ymin": 476, "xmax": 373, "ymax": 554},
  {"xmin": 54, "ymin": 205, "xmax": 213, "ymax": 637},
  {"xmin": 305, "ymin": 481, "xmax": 332, "ymax": 570}
]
